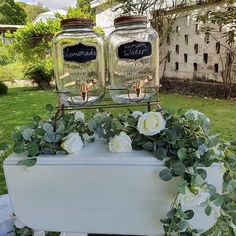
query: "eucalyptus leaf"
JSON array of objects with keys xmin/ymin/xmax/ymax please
[
  {"xmin": 213, "ymin": 194, "xmax": 224, "ymax": 206},
  {"xmin": 56, "ymin": 121, "xmax": 65, "ymax": 133},
  {"xmin": 205, "ymin": 205, "xmax": 212, "ymax": 216},
  {"xmin": 177, "ymin": 220, "xmax": 188, "ymax": 231},
  {"xmin": 142, "ymin": 142, "xmax": 154, "ymax": 151},
  {"xmin": 177, "ymin": 147, "xmax": 187, "ymax": 160},
  {"xmin": 36, "ymin": 128, "xmax": 46, "ymax": 136},
  {"xmin": 167, "ymin": 208, "xmax": 177, "ymax": 218},
  {"xmin": 154, "ymin": 147, "xmax": 166, "ymax": 160},
  {"xmin": 197, "ymin": 168, "xmax": 207, "ymax": 180},
  {"xmin": 231, "ymin": 212, "xmax": 236, "ymax": 225},
  {"xmin": 12, "ymin": 132, "xmax": 23, "ymax": 142},
  {"xmin": 27, "ymin": 142, "xmax": 39, "ymax": 157},
  {"xmin": 178, "ymin": 178, "xmax": 188, "ymax": 194},
  {"xmin": 88, "ymin": 120, "xmax": 97, "ymax": 131},
  {"xmin": 33, "ymin": 115, "xmax": 41, "ymax": 123},
  {"xmin": 172, "ymin": 161, "xmax": 185, "ymax": 176},
  {"xmin": 22, "ymin": 128, "xmax": 34, "ymax": 141},
  {"xmin": 13, "ymin": 143, "xmax": 25, "ymax": 154},
  {"xmin": 46, "ymin": 104, "xmax": 54, "ymax": 112},
  {"xmin": 227, "ymin": 180, "xmax": 236, "ymax": 197},
  {"xmin": 207, "ymin": 184, "xmax": 217, "ymax": 195},
  {"xmin": 44, "ymin": 133, "xmax": 56, "ymax": 143},
  {"xmin": 17, "ymin": 158, "xmax": 37, "ymax": 167},
  {"xmin": 159, "ymin": 169, "xmax": 173, "ymax": 181},
  {"xmin": 184, "ymin": 210, "xmax": 194, "ymax": 220},
  {"xmin": 43, "ymin": 123, "xmax": 54, "ymax": 133},
  {"xmin": 191, "ymin": 175, "xmax": 204, "ymax": 186}
]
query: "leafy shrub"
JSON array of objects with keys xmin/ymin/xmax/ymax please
[
  {"xmin": 0, "ymin": 46, "xmax": 15, "ymax": 66},
  {"xmin": 0, "ymin": 62, "xmax": 25, "ymax": 81},
  {"xmin": 0, "ymin": 82, "xmax": 8, "ymax": 95},
  {"xmin": 8, "ymin": 20, "xmax": 60, "ymax": 64},
  {"xmin": 24, "ymin": 60, "xmax": 54, "ymax": 90}
]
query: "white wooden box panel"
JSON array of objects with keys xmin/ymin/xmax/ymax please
[{"xmin": 3, "ymin": 143, "xmax": 223, "ymax": 235}]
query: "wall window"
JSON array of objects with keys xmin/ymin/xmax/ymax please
[
  {"xmin": 176, "ymin": 26, "xmax": 180, "ymax": 33},
  {"xmin": 194, "ymin": 44, "xmax": 198, "ymax": 54},
  {"xmin": 214, "ymin": 64, "xmax": 219, "ymax": 73},
  {"xmin": 167, "ymin": 53, "xmax": 171, "ymax": 63},
  {"xmin": 195, "ymin": 24, "xmax": 199, "ymax": 34},
  {"xmin": 184, "ymin": 53, "xmax": 188, "ymax": 63},
  {"xmin": 193, "ymin": 63, "xmax": 198, "ymax": 71},
  {"xmin": 216, "ymin": 42, "xmax": 220, "ymax": 54},
  {"xmin": 167, "ymin": 35, "xmax": 170, "ymax": 45},
  {"xmin": 184, "ymin": 35, "xmax": 189, "ymax": 44},
  {"xmin": 203, "ymin": 53, "xmax": 208, "ymax": 63},
  {"xmin": 205, "ymin": 33, "xmax": 210, "ymax": 44},
  {"xmin": 175, "ymin": 62, "xmax": 179, "ymax": 71},
  {"xmin": 176, "ymin": 44, "xmax": 179, "ymax": 54}
]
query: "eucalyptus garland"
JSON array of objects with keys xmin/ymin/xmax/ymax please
[{"xmin": 11, "ymin": 104, "xmax": 236, "ymax": 235}]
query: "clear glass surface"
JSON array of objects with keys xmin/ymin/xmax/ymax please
[
  {"xmin": 53, "ymin": 26, "xmax": 105, "ymax": 107},
  {"xmin": 107, "ymin": 22, "xmax": 159, "ymax": 103}
]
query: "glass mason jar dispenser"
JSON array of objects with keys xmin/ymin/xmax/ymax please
[
  {"xmin": 107, "ymin": 16, "xmax": 159, "ymax": 103},
  {"xmin": 53, "ymin": 18, "xmax": 105, "ymax": 107}
]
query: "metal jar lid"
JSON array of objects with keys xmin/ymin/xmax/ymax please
[
  {"xmin": 114, "ymin": 15, "xmax": 147, "ymax": 26},
  {"xmin": 61, "ymin": 18, "xmax": 94, "ymax": 27}
]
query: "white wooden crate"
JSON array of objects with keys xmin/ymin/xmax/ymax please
[{"xmin": 3, "ymin": 142, "xmax": 223, "ymax": 236}]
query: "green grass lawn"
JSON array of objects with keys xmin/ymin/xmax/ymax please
[
  {"xmin": 0, "ymin": 87, "xmax": 236, "ymax": 196},
  {"xmin": 0, "ymin": 62, "xmax": 25, "ymax": 82}
]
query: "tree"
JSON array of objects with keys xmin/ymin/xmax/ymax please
[
  {"xmin": 112, "ymin": 0, "xmax": 192, "ymax": 16},
  {"xmin": 67, "ymin": 0, "xmax": 95, "ymax": 19},
  {"xmin": 17, "ymin": 2, "xmax": 48, "ymax": 23},
  {"xmin": 197, "ymin": 3, "xmax": 236, "ymax": 99},
  {"xmin": 0, "ymin": 0, "xmax": 26, "ymax": 25},
  {"xmin": 7, "ymin": 19, "xmax": 60, "ymax": 89}
]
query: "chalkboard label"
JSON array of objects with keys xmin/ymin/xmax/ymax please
[
  {"xmin": 63, "ymin": 43, "xmax": 97, "ymax": 63},
  {"xmin": 118, "ymin": 40, "xmax": 152, "ymax": 60}
]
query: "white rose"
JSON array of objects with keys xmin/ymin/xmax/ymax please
[
  {"xmin": 15, "ymin": 218, "xmax": 26, "ymax": 229},
  {"xmin": 109, "ymin": 132, "xmax": 132, "ymax": 153},
  {"xmin": 137, "ymin": 112, "xmax": 166, "ymax": 136},
  {"xmin": 131, "ymin": 111, "xmax": 143, "ymax": 118},
  {"xmin": 61, "ymin": 132, "xmax": 84, "ymax": 154},
  {"xmin": 178, "ymin": 188, "xmax": 210, "ymax": 208},
  {"xmin": 74, "ymin": 111, "xmax": 85, "ymax": 121}
]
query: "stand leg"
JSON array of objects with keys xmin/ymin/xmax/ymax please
[
  {"xmin": 60, "ymin": 233, "xmax": 87, "ymax": 236},
  {"xmin": 33, "ymin": 231, "xmax": 46, "ymax": 236}
]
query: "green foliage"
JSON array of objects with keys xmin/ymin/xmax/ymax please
[
  {"xmin": 0, "ymin": 0, "xmax": 26, "ymax": 25},
  {"xmin": 13, "ymin": 104, "xmax": 92, "ymax": 161},
  {"xmin": 0, "ymin": 45, "xmax": 15, "ymax": 66},
  {"xmin": 9, "ymin": 19, "xmax": 60, "ymax": 88},
  {"xmin": 0, "ymin": 82, "xmax": 8, "ymax": 95},
  {"xmin": 14, "ymin": 225, "xmax": 33, "ymax": 236},
  {"xmin": 11, "ymin": 107, "xmax": 236, "ymax": 234},
  {"xmin": 67, "ymin": 0, "xmax": 95, "ymax": 19},
  {"xmin": 0, "ymin": 61, "xmax": 25, "ymax": 81},
  {"xmin": 161, "ymin": 205, "xmax": 198, "ymax": 235},
  {"xmin": 10, "ymin": 20, "xmax": 60, "ymax": 64},
  {"xmin": 17, "ymin": 2, "xmax": 48, "ymax": 23},
  {"xmin": 24, "ymin": 59, "xmax": 54, "ymax": 90},
  {"xmin": 197, "ymin": 5, "xmax": 236, "ymax": 45}
]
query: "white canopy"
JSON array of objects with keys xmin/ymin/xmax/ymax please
[{"xmin": 34, "ymin": 9, "xmax": 67, "ymax": 23}]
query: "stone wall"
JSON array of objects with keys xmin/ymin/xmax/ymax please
[{"xmin": 159, "ymin": 10, "xmax": 236, "ymax": 83}]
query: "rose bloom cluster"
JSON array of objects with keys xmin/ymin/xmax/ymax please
[{"xmin": 60, "ymin": 111, "xmax": 166, "ymax": 154}]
